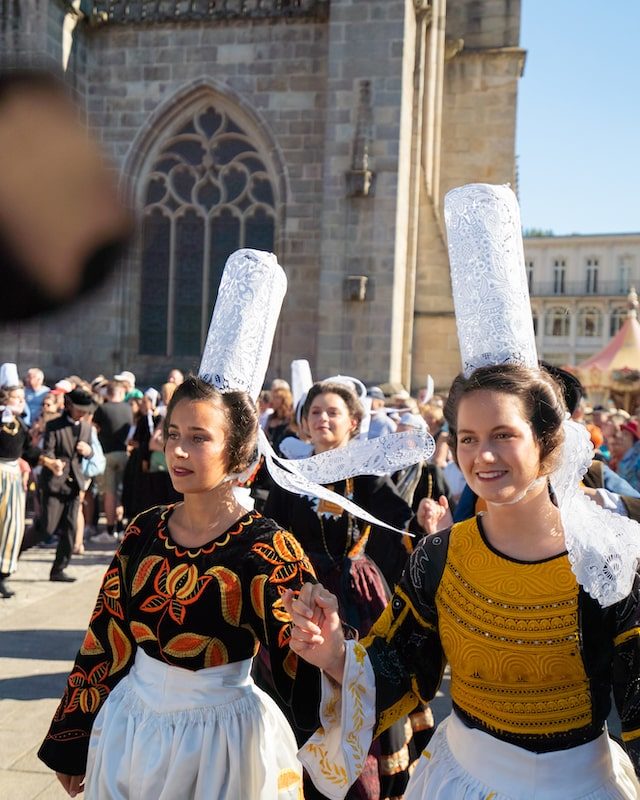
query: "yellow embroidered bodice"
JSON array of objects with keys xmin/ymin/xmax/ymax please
[{"xmin": 436, "ymin": 516, "xmax": 591, "ymax": 736}]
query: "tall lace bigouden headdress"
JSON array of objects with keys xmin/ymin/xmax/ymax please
[
  {"xmin": 198, "ymin": 249, "xmax": 434, "ymax": 535},
  {"xmin": 444, "ymin": 184, "xmax": 640, "ymax": 607}
]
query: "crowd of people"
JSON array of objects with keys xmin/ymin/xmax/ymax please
[
  {"xmin": 3, "ymin": 358, "xmax": 640, "ymax": 797},
  {"xmin": 4, "ymin": 190, "xmax": 640, "ymax": 798},
  {"xmin": 0, "ymin": 365, "xmax": 184, "ymax": 595}
]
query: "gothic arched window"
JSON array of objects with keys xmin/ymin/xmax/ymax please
[{"xmin": 139, "ymin": 105, "xmax": 277, "ymax": 356}]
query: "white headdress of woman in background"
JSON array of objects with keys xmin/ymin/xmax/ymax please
[
  {"xmin": 445, "ymin": 183, "xmax": 640, "ymax": 606},
  {"xmin": 197, "ymin": 249, "xmax": 434, "ymax": 537}
]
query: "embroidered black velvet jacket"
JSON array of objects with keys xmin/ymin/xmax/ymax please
[
  {"xmin": 364, "ymin": 516, "xmax": 640, "ymax": 774},
  {"xmin": 38, "ymin": 505, "xmax": 317, "ymax": 775}
]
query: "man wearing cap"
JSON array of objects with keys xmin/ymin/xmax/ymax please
[
  {"xmin": 40, "ymin": 389, "xmax": 95, "ymax": 582},
  {"xmin": 366, "ymin": 386, "xmax": 397, "ymax": 439}
]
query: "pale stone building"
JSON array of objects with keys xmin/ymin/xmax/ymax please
[
  {"xmin": 1, "ymin": 0, "xmax": 523, "ymax": 392},
  {"xmin": 526, "ymin": 233, "xmax": 640, "ymax": 367}
]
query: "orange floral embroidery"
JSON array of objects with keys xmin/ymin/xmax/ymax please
[
  {"xmin": 107, "ymin": 619, "xmax": 133, "ymax": 675},
  {"xmin": 64, "ymin": 661, "xmax": 110, "ymax": 715},
  {"xmin": 283, "ymin": 648, "xmax": 298, "ymax": 679},
  {"xmin": 205, "ymin": 637, "xmax": 229, "ymax": 667},
  {"xmin": 139, "ymin": 560, "xmax": 213, "ymax": 624},
  {"xmin": 132, "ymin": 555, "xmax": 163, "ymax": 596},
  {"xmin": 91, "ymin": 567, "xmax": 123, "ymax": 622},
  {"xmin": 80, "ymin": 626, "xmax": 105, "ymax": 657},
  {"xmin": 250, "ymin": 574, "xmax": 267, "ymax": 619},
  {"xmin": 252, "ymin": 531, "xmax": 314, "ymax": 587},
  {"xmin": 122, "ymin": 522, "xmax": 142, "ymax": 539},
  {"xmin": 207, "ymin": 566, "xmax": 242, "ymax": 626},
  {"xmin": 164, "ymin": 633, "xmax": 210, "ymax": 659},
  {"xmin": 130, "ymin": 621, "xmax": 156, "ymax": 643}
]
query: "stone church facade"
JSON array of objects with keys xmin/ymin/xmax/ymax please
[{"xmin": 1, "ymin": 0, "xmax": 523, "ymax": 392}]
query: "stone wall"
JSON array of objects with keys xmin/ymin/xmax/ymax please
[
  {"xmin": 314, "ymin": 0, "xmax": 415, "ymax": 385},
  {"xmin": 6, "ymin": 13, "xmax": 330, "ymax": 385},
  {"xmin": 411, "ymin": 0, "xmax": 524, "ymax": 392},
  {"xmin": 0, "ymin": 0, "xmax": 523, "ymax": 393}
]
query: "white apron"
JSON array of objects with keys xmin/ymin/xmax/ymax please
[
  {"xmin": 406, "ymin": 711, "xmax": 640, "ymax": 800},
  {"xmin": 86, "ymin": 648, "xmax": 302, "ymax": 799},
  {"xmin": 300, "ymin": 640, "xmax": 640, "ymax": 800}
]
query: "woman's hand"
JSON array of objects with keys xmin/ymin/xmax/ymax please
[
  {"xmin": 56, "ymin": 772, "xmax": 85, "ymax": 797},
  {"xmin": 417, "ymin": 495, "xmax": 451, "ymax": 534},
  {"xmin": 283, "ymin": 582, "xmax": 346, "ymax": 684}
]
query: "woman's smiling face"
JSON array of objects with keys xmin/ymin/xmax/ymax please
[
  {"xmin": 456, "ymin": 389, "xmax": 543, "ymax": 505},
  {"xmin": 306, "ymin": 392, "xmax": 357, "ymax": 454}
]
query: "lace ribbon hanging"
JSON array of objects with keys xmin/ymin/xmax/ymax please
[
  {"xmin": 551, "ymin": 419, "xmax": 640, "ymax": 606},
  {"xmin": 258, "ymin": 428, "xmax": 435, "ymax": 536}
]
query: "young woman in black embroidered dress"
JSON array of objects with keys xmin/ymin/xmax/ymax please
[
  {"xmin": 39, "ymin": 376, "xmax": 318, "ymax": 799},
  {"xmin": 265, "ymin": 380, "xmax": 433, "ymax": 800},
  {"xmin": 285, "ymin": 364, "xmax": 640, "ymax": 800}
]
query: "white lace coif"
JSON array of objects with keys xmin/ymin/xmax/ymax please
[
  {"xmin": 444, "ymin": 183, "xmax": 538, "ymax": 377},
  {"xmin": 198, "ymin": 249, "xmax": 287, "ymax": 403},
  {"xmin": 444, "ymin": 183, "xmax": 640, "ymax": 607},
  {"xmin": 196, "ymin": 248, "xmax": 433, "ymax": 536}
]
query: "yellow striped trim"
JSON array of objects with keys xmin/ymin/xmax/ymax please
[
  {"xmin": 422, "ymin": 749, "xmax": 432, "ymax": 760},
  {"xmin": 614, "ymin": 627, "xmax": 640, "ymax": 647},
  {"xmin": 622, "ymin": 727, "xmax": 640, "ymax": 743},
  {"xmin": 485, "ymin": 793, "xmax": 497, "ymax": 800}
]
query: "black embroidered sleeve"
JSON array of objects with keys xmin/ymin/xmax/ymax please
[
  {"xmin": 612, "ymin": 571, "xmax": 640, "ymax": 776},
  {"xmin": 37, "ymin": 518, "xmax": 142, "ymax": 776},
  {"xmin": 361, "ymin": 530, "xmax": 450, "ymax": 737},
  {"xmin": 244, "ymin": 522, "xmax": 320, "ymax": 730}
]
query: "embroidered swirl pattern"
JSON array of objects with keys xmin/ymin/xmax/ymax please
[{"xmin": 437, "ymin": 518, "xmax": 591, "ymax": 735}]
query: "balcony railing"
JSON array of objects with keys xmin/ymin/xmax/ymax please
[
  {"xmin": 85, "ymin": 0, "xmax": 330, "ymax": 24},
  {"xmin": 529, "ymin": 280, "xmax": 630, "ymax": 298}
]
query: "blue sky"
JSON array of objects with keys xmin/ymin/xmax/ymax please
[{"xmin": 516, "ymin": 2, "xmax": 640, "ymax": 235}]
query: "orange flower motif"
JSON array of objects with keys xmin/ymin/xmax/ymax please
[
  {"xmin": 64, "ymin": 661, "xmax": 110, "ymax": 715},
  {"xmin": 91, "ymin": 567, "xmax": 124, "ymax": 622},
  {"xmin": 139, "ymin": 560, "xmax": 213, "ymax": 625},
  {"xmin": 252, "ymin": 531, "xmax": 315, "ymax": 587}
]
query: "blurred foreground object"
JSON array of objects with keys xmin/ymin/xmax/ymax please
[{"xmin": 0, "ymin": 68, "xmax": 132, "ymax": 321}]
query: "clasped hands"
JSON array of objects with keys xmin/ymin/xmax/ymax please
[{"xmin": 282, "ymin": 583, "xmax": 346, "ymax": 684}]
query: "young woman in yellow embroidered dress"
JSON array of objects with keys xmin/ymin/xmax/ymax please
[
  {"xmin": 284, "ymin": 364, "xmax": 640, "ymax": 800},
  {"xmin": 39, "ymin": 376, "xmax": 317, "ymax": 799}
]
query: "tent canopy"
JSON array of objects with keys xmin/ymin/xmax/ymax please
[{"xmin": 578, "ymin": 315, "xmax": 640, "ymax": 372}]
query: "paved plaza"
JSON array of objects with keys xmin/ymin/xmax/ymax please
[{"xmin": 0, "ymin": 536, "xmax": 115, "ymax": 799}]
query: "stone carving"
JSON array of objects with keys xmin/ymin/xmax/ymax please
[
  {"xmin": 346, "ymin": 80, "xmax": 376, "ymax": 198},
  {"xmin": 87, "ymin": 1, "xmax": 330, "ymax": 24}
]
